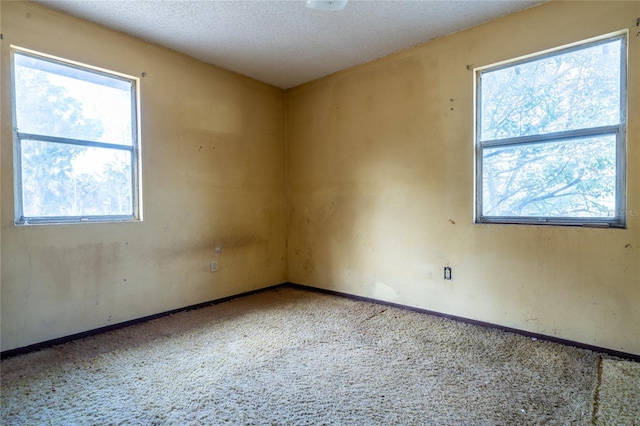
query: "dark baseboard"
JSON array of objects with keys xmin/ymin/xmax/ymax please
[
  {"xmin": 3, "ymin": 281, "xmax": 638, "ymax": 362},
  {"xmin": 283, "ymin": 282, "xmax": 640, "ymax": 362},
  {"xmin": 0, "ymin": 283, "xmax": 289, "ymax": 359}
]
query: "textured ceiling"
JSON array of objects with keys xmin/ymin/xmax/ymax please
[{"xmin": 36, "ymin": 0, "xmax": 544, "ymax": 89}]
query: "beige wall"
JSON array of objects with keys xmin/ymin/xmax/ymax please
[
  {"xmin": 287, "ymin": 1, "xmax": 640, "ymax": 354},
  {"xmin": 1, "ymin": 2, "xmax": 286, "ymax": 351},
  {"xmin": 2, "ymin": 1, "xmax": 638, "ymax": 356}
]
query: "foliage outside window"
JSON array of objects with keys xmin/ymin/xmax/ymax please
[
  {"xmin": 12, "ymin": 48, "xmax": 141, "ymax": 224},
  {"xmin": 475, "ymin": 33, "xmax": 626, "ymax": 227}
]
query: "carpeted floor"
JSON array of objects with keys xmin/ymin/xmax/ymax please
[
  {"xmin": 594, "ymin": 359, "xmax": 640, "ymax": 425},
  {"xmin": 1, "ymin": 287, "xmax": 638, "ymax": 425}
]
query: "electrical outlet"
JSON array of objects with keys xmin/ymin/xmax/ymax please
[
  {"xmin": 444, "ymin": 266, "xmax": 452, "ymax": 280},
  {"xmin": 210, "ymin": 261, "xmax": 218, "ymax": 272}
]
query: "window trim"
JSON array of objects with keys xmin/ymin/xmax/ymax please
[
  {"xmin": 474, "ymin": 31, "xmax": 627, "ymax": 228},
  {"xmin": 11, "ymin": 46, "xmax": 142, "ymax": 225}
]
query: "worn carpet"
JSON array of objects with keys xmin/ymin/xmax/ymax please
[
  {"xmin": 1, "ymin": 287, "xmax": 637, "ymax": 425},
  {"xmin": 594, "ymin": 359, "xmax": 640, "ymax": 425}
]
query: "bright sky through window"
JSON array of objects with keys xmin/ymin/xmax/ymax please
[
  {"xmin": 475, "ymin": 34, "xmax": 626, "ymax": 227},
  {"xmin": 13, "ymin": 49, "xmax": 140, "ymax": 223}
]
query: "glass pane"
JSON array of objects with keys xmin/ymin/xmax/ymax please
[
  {"xmin": 14, "ymin": 52, "xmax": 133, "ymax": 145},
  {"xmin": 482, "ymin": 135, "xmax": 616, "ymax": 218},
  {"xmin": 480, "ymin": 38, "xmax": 621, "ymax": 141},
  {"xmin": 21, "ymin": 140, "xmax": 133, "ymax": 218}
]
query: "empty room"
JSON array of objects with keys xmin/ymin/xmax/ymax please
[{"xmin": 1, "ymin": 0, "xmax": 638, "ymax": 424}]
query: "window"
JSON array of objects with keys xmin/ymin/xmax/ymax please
[
  {"xmin": 12, "ymin": 48, "xmax": 141, "ymax": 224},
  {"xmin": 475, "ymin": 33, "xmax": 626, "ymax": 227}
]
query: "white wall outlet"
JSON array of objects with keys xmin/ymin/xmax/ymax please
[
  {"xmin": 210, "ymin": 260, "xmax": 218, "ymax": 272},
  {"xmin": 444, "ymin": 266, "xmax": 452, "ymax": 280}
]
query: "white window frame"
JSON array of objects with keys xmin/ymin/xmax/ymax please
[
  {"xmin": 474, "ymin": 32, "xmax": 627, "ymax": 228},
  {"xmin": 11, "ymin": 47, "xmax": 142, "ymax": 225}
]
